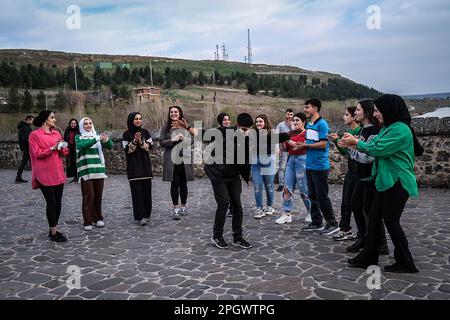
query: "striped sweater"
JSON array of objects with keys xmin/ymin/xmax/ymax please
[{"xmin": 76, "ymin": 135, "xmax": 113, "ymax": 181}]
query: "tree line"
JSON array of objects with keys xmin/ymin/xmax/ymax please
[{"xmin": 0, "ymin": 61, "xmax": 382, "ymax": 112}]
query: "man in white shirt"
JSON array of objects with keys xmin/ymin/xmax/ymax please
[{"xmin": 276, "ymin": 108, "xmax": 294, "ymax": 191}]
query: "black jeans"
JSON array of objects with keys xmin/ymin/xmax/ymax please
[
  {"xmin": 211, "ymin": 177, "xmax": 243, "ymax": 240},
  {"xmin": 351, "ymin": 180, "xmax": 388, "ymax": 248},
  {"xmin": 306, "ymin": 169, "xmax": 337, "ymax": 226},
  {"xmin": 40, "ymin": 184, "xmax": 64, "ymax": 228},
  {"xmin": 353, "ymin": 181, "xmax": 417, "ymax": 270},
  {"xmin": 129, "ymin": 179, "xmax": 152, "ymax": 221},
  {"xmin": 171, "ymin": 164, "xmax": 188, "ymax": 205},
  {"xmin": 16, "ymin": 149, "xmax": 30, "ymax": 180},
  {"xmin": 339, "ymin": 172, "xmax": 358, "ymax": 232}
]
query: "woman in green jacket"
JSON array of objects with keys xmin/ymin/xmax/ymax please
[
  {"xmin": 339, "ymin": 94, "xmax": 423, "ymax": 273},
  {"xmin": 76, "ymin": 117, "xmax": 113, "ymax": 231}
]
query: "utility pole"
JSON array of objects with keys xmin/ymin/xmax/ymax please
[
  {"xmin": 150, "ymin": 60, "xmax": 154, "ymax": 86},
  {"xmin": 73, "ymin": 61, "xmax": 78, "ymax": 91},
  {"xmin": 247, "ymin": 28, "xmax": 253, "ymax": 64}
]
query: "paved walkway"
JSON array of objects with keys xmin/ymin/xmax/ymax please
[{"xmin": 0, "ymin": 169, "xmax": 449, "ymax": 300}]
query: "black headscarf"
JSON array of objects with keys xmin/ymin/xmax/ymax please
[
  {"xmin": 217, "ymin": 112, "xmax": 230, "ymax": 127},
  {"xmin": 127, "ymin": 112, "xmax": 142, "ymax": 135},
  {"xmin": 33, "ymin": 110, "xmax": 52, "ymax": 127},
  {"xmin": 374, "ymin": 94, "xmax": 424, "ymax": 156}
]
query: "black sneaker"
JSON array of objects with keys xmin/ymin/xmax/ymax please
[
  {"xmin": 179, "ymin": 207, "xmax": 187, "ymax": 216},
  {"xmin": 347, "ymin": 258, "xmax": 371, "ymax": 270},
  {"xmin": 212, "ymin": 236, "xmax": 228, "ymax": 249},
  {"xmin": 302, "ymin": 223, "xmax": 324, "ymax": 232},
  {"xmin": 276, "ymin": 185, "xmax": 284, "ymax": 192},
  {"xmin": 15, "ymin": 178, "xmax": 27, "ymax": 183},
  {"xmin": 320, "ymin": 223, "xmax": 340, "ymax": 236},
  {"xmin": 346, "ymin": 238, "xmax": 365, "ymax": 252},
  {"xmin": 232, "ymin": 238, "xmax": 252, "ymax": 249},
  {"xmin": 384, "ymin": 263, "xmax": 418, "ymax": 274},
  {"xmin": 50, "ymin": 231, "xmax": 67, "ymax": 243}
]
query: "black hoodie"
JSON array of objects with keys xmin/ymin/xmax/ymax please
[{"xmin": 17, "ymin": 121, "xmax": 32, "ymax": 150}]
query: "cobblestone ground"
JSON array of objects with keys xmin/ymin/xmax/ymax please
[{"xmin": 0, "ymin": 169, "xmax": 449, "ymax": 300}]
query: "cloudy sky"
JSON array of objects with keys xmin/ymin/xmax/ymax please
[{"xmin": 1, "ymin": 0, "xmax": 449, "ymax": 95}]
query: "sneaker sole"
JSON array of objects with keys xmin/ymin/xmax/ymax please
[
  {"xmin": 232, "ymin": 242, "xmax": 252, "ymax": 249},
  {"xmin": 321, "ymin": 227, "xmax": 340, "ymax": 236},
  {"xmin": 302, "ymin": 226, "xmax": 324, "ymax": 232},
  {"xmin": 254, "ymin": 215, "xmax": 265, "ymax": 219},
  {"xmin": 334, "ymin": 235, "xmax": 357, "ymax": 241},
  {"xmin": 275, "ymin": 220, "xmax": 292, "ymax": 224},
  {"xmin": 211, "ymin": 238, "xmax": 228, "ymax": 249}
]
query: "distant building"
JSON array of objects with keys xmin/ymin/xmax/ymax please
[
  {"xmin": 0, "ymin": 96, "xmax": 7, "ymax": 105},
  {"xmin": 95, "ymin": 62, "xmax": 113, "ymax": 69},
  {"xmin": 120, "ymin": 63, "xmax": 131, "ymax": 69},
  {"xmin": 133, "ymin": 87, "xmax": 161, "ymax": 103}
]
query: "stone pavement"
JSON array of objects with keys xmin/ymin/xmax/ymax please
[{"xmin": 0, "ymin": 169, "xmax": 449, "ymax": 300}]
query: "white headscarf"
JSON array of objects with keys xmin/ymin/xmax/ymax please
[{"xmin": 79, "ymin": 117, "xmax": 105, "ymax": 165}]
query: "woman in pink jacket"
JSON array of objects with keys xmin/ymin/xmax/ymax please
[{"xmin": 29, "ymin": 110, "xmax": 69, "ymax": 242}]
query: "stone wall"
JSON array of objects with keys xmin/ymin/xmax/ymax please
[{"xmin": 1, "ymin": 117, "xmax": 449, "ymax": 188}]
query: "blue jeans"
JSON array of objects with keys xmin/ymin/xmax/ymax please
[
  {"xmin": 251, "ymin": 155, "xmax": 276, "ymax": 209},
  {"xmin": 283, "ymin": 155, "xmax": 311, "ymax": 213}
]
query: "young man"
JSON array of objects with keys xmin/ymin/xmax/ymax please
[
  {"xmin": 298, "ymin": 99, "xmax": 339, "ymax": 235},
  {"xmin": 276, "ymin": 109, "xmax": 294, "ymax": 191},
  {"xmin": 16, "ymin": 115, "xmax": 34, "ymax": 183}
]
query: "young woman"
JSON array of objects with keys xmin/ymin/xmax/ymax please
[
  {"xmin": 276, "ymin": 112, "xmax": 312, "ymax": 224},
  {"xmin": 251, "ymin": 114, "xmax": 290, "ymax": 219},
  {"xmin": 159, "ymin": 106, "xmax": 195, "ymax": 220},
  {"xmin": 340, "ymin": 94, "xmax": 422, "ymax": 273},
  {"xmin": 345, "ymin": 99, "xmax": 389, "ymax": 255},
  {"xmin": 29, "ymin": 110, "xmax": 69, "ymax": 242},
  {"xmin": 327, "ymin": 107, "xmax": 360, "ymax": 240},
  {"xmin": 123, "ymin": 112, "xmax": 154, "ymax": 226},
  {"xmin": 217, "ymin": 112, "xmax": 233, "ymax": 217},
  {"xmin": 76, "ymin": 117, "xmax": 113, "ymax": 231},
  {"xmin": 64, "ymin": 119, "xmax": 80, "ymax": 183}
]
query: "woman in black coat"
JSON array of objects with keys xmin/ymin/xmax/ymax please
[
  {"xmin": 122, "ymin": 112, "xmax": 154, "ymax": 226},
  {"xmin": 63, "ymin": 118, "xmax": 80, "ymax": 183}
]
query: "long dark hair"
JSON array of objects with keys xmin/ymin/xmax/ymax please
[
  {"xmin": 163, "ymin": 105, "xmax": 184, "ymax": 133},
  {"xmin": 346, "ymin": 106, "xmax": 357, "ymax": 118},
  {"xmin": 358, "ymin": 99, "xmax": 381, "ymax": 127}
]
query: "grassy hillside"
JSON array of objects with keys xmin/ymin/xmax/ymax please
[{"xmin": 0, "ymin": 49, "xmax": 341, "ymax": 81}]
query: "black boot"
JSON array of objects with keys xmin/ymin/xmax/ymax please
[{"xmin": 346, "ymin": 237, "xmax": 365, "ymax": 253}]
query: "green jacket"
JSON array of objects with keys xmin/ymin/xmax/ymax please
[
  {"xmin": 76, "ymin": 135, "xmax": 113, "ymax": 181},
  {"xmin": 356, "ymin": 122, "xmax": 418, "ymax": 197}
]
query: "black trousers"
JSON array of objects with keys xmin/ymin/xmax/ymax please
[
  {"xmin": 351, "ymin": 180, "xmax": 388, "ymax": 248},
  {"xmin": 353, "ymin": 181, "xmax": 417, "ymax": 270},
  {"xmin": 339, "ymin": 172, "xmax": 358, "ymax": 232},
  {"xmin": 40, "ymin": 184, "xmax": 64, "ymax": 228},
  {"xmin": 66, "ymin": 145, "xmax": 77, "ymax": 179},
  {"xmin": 16, "ymin": 149, "xmax": 30, "ymax": 179},
  {"xmin": 129, "ymin": 179, "xmax": 152, "ymax": 221},
  {"xmin": 171, "ymin": 164, "xmax": 188, "ymax": 205},
  {"xmin": 211, "ymin": 177, "xmax": 243, "ymax": 240},
  {"xmin": 306, "ymin": 169, "xmax": 337, "ymax": 226}
]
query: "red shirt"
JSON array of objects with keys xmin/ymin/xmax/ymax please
[
  {"xmin": 29, "ymin": 128, "xmax": 69, "ymax": 189},
  {"xmin": 285, "ymin": 130, "xmax": 307, "ymax": 156}
]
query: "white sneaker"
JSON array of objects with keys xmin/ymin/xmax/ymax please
[
  {"xmin": 264, "ymin": 206, "xmax": 275, "ymax": 215},
  {"xmin": 275, "ymin": 213, "xmax": 292, "ymax": 224},
  {"xmin": 254, "ymin": 208, "xmax": 266, "ymax": 219},
  {"xmin": 84, "ymin": 225, "xmax": 93, "ymax": 231},
  {"xmin": 305, "ymin": 213, "xmax": 312, "ymax": 223},
  {"xmin": 139, "ymin": 218, "xmax": 148, "ymax": 226},
  {"xmin": 96, "ymin": 220, "xmax": 105, "ymax": 228}
]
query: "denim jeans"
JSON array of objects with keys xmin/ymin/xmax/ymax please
[
  {"xmin": 283, "ymin": 155, "xmax": 311, "ymax": 213},
  {"xmin": 306, "ymin": 169, "xmax": 337, "ymax": 226},
  {"xmin": 251, "ymin": 155, "xmax": 276, "ymax": 209},
  {"xmin": 277, "ymin": 151, "xmax": 289, "ymax": 186}
]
